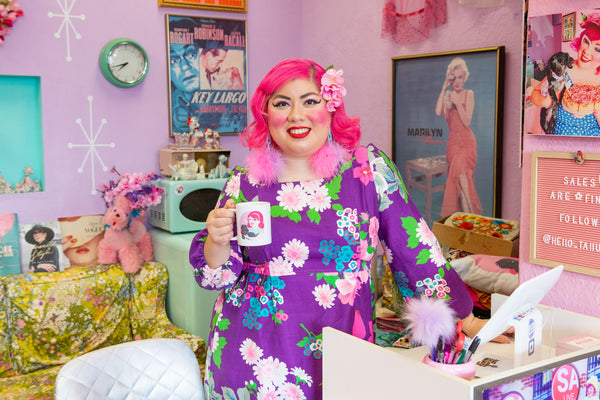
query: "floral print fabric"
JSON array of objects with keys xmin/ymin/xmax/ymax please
[
  {"xmin": 189, "ymin": 144, "xmax": 472, "ymax": 400},
  {"xmin": 0, "ymin": 262, "xmax": 206, "ymax": 399}
]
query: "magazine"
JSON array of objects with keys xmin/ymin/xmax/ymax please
[
  {"xmin": 0, "ymin": 213, "xmax": 21, "ymax": 276},
  {"xmin": 58, "ymin": 215, "xmax": 105, "ymax": 267},
  {"xmin": 19, "ymin": 221, "xmax": 70, "ymax": 273}
]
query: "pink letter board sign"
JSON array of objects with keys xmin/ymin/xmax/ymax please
[{"xmin": 530, "ymin": 151, "xmax": 600, "ymax": 276}]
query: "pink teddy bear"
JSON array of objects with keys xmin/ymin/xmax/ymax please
[{"xmin": 97, "ymin": 195, "xmax": 154, "ymax": 273}]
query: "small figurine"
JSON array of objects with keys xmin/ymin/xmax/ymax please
[
  {"xmin": 192, "ymin": 127, "xmax": 204, "ymax": 148},
  {"xmin": 213, "ymin": 131, "xmax": 221, "ymax": 149},
  {"xmin": 187, "ymin": 116, "xmax": 200, "ymax": 135},
  {"xmin": 187, "ymin": 116, "xmax": 203, "ymax": 147},
  {"xmin": 13, "ymin": 166, "xmax": 41, "ymax": 193},
  {"xmin": 169, "ymin": 154, "xmax": 198, "ymax": 180},
  {"xmin": 209, "ymin": 154, "xmax": 230, "ymax": 179},
  {"xmin": 0, "ymin": 172, "xmax": 13, "ymax": 194},
  {"xmin": 204, "ymin": 128, "xmax": 215, "ymax": 149},
  {"xmin": 197, "ymin": 164, "xmax": 206, "ymax": 179},
  {"xmin": 176, "ymin": 132, "xmax": 195, "ymax": 147},
  {"xmin": 203, "ymin": 128, "xmax": 222, "ymax": 149}
]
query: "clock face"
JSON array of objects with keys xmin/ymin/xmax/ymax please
[
  {"xmin": 107, "ymin": 42, "xmax": 147, "ymax": 84},
  {"xmin": 99, "ymin": 39, "xmax": 148, "ymax": 87}
]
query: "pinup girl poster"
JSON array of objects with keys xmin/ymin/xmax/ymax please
[
  {"xmin": 524, "ymin": 10, "xmax": 600, "ymax": 137},
  {"xmin": 392, "ymin": 47, "xmax": 504, "ymax": 225}
]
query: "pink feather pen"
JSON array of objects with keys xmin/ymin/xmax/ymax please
[{"xmin": 404, "ymin": 296, "xmax": 457, "ymax": 361}]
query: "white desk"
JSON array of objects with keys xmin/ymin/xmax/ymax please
[
  {"xmin": 323, "ymin": 297, "xmax": 600, "ymax": 399},
  {"xmin": 151, "ymin": 228, "xmax": 219, "ymax": 344}
]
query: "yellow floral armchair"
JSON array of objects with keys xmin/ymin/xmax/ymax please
[{"xmin": 0, "ymin": 261, "xmax": 206, "ymax": 400}]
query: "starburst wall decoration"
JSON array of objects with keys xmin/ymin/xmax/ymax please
[{"xmin": 0, "ymin": 0, "xmax": 24, "ymax": 46}]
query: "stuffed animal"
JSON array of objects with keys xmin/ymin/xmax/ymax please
[{"xmin": 97, "ymin": 195, "xmax": 154, "ymax": 273}]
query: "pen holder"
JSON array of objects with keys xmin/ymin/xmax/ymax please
[{"xmin": 422, "ymin": 354, "xmax": 476, "ymax": 380}]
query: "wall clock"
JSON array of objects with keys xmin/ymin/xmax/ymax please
[{"xmin": 99, "ymin": 38, "xmax": 149, "ymax": 88}]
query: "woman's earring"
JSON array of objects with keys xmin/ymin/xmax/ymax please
[
  {"xmin": 327, "ymin": 130, "xmax": 332, "ymax": 145},
  {"xmin": 267, "ymin": 135, "xmax": 272, "ymax": 152}
]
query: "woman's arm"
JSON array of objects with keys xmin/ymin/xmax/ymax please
[
  {"xmin": 435, "ymin": 78, "xmax": 451, "ymax": 116},
  {"xmin": 530, "ymin": 78, "xmax": 553, "ymax": 108},
  {"xmin": 203, "ymin": 198, "xmax": 236, "ymax": 269},
  {"xmin": 461, "ymin": 313, "xmax": 512, "ymax": 343}
]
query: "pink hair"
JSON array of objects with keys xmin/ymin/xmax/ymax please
[
  {"xmin": 247, "ymin": 211, "xmax": 264, "ymax": 229},
  {"xmin": 240, "ymin": 59, "xmax": 361, "ymax": 184},
  {"xmin": 570, "ymin": 16, "xmax": 600, "ymax": 75}
]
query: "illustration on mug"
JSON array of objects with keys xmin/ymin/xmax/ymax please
[{"xmin": 240, "ymin": 211, "xmax": 265, "ymax": 240}]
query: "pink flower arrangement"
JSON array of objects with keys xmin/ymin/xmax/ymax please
[
  {"xmin": 0, "ymin": 0, "xmax": 24, "ymax": 46},
  {"xmin": 100, "ymin": 168, "xmax": 163, "ymax": 211},
  {"xmin": 320, "ymin": 67, "xmax": 347, "ymax": 112}
]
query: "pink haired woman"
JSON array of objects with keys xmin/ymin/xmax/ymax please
[{"xmin": 190, "ymin": 58, "xmax": 499, "ymax": 399}]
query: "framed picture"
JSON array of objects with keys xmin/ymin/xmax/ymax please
[
  {"xmin": 19, "ymin": 220, "xmax": 70, "ymax": 273},
  {"xmin": 392, "ymin": 47, "xmax": 504, "ymax": 226},
  {"xmin": 166, "ymin": 14, "xmax": 247, "ymax": 136},
  {"xmin": 530, "ymin": 151, "xmax": 600, "ymax": 277},
  {"xmin": 159, "ymin": 0, "xmax": 246, "ymax": 13},
  {"xmin": 562, "ymin": 12, "xmax": 576, "ymax": 42},
  {"xmin": 523, "ymin": 8, "xmax": 600, "ymax": 137}
]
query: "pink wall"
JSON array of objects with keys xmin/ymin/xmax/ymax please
[
  {"xmin": 300, "ymin": 0, "xmax": 525, "ymax": 223},
  {"xmin": 1, "ymin": 1, "xmax": 597, "ymax": 315}
]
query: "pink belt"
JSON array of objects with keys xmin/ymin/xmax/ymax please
[{"xmin": 242, "ymin": 261, "xmax": 270, "ymax": 275}]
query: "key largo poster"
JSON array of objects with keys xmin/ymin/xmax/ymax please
[{"xmin": 166, "ymin": 14, "xmax": 247, "ymax": 136}]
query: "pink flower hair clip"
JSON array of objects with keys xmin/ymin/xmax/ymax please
[
  {"xmin": 582, "ymin": 12, "xmax": 600, "ymax": 29},
  {"xmin": 320, "ymin": 66, "xmax": 347, "ymax": 112}
]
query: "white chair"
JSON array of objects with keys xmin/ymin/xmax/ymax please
[{"xmin": 54, "ymin": 338, "xmax": 205, "ymax": 400}]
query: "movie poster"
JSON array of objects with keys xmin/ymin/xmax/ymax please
[{"xmin": 166, "ymin": 14, "xmax": 247, "ymax": 136}]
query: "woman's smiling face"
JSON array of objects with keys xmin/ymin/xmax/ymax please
[
  {"xmin": 578, "ymin": 34, "xmax": 600, "ymax": 67},
  {"xmin": 266, "ymin": 78, "xmax": 332, "ymax": 160}
]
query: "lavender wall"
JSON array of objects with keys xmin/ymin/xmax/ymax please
[{"xmin": 0, "ymin": 0, "xmax": 301, "ymax": 223}]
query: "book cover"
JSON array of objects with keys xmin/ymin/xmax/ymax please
[
  {"xmin": 19, "ymin": 221, "xmax": 70, "ymax": 273},
  {"xmin": 58, "ymin": 215, "xmax": 105, "ymax": 267},
  {"xmin": 0, "ymin": 213, "xmax": 22, "ymax": 276}
]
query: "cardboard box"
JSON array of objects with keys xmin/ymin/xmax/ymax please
[{"xmin": 433, "ymin": 215, "xmax": 519, "ymax": 257}]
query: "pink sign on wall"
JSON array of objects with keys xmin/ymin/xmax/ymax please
[{"xmin": 530, "ymin": 151, "xmax": 600, "ymax": 276}]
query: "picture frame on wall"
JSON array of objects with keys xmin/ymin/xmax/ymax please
[
  {"xmin": 524, "ymin": 9, "xmax": 600, "ymax": 137},
  {"xmin": 159, "ymin": 0, "xmax": 246, "ymax": 13},
  {"xmin": 165, "ymin": 14, "xmax": 247, "ymax": 137},
  {"xmin": 391, "ymin": 47, "xmax": 504, "ymax": 226},
  {"xmin": 529, "ymin": 151, "xmax": 600, "ymax": 277},
  {"xmin": 562, "ymin": 12, "xmax": 576, "ymax": 42}
]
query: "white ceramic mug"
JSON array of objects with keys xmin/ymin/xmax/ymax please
[{"xmin": 234, "ymin": 201, "xmax": 272, "ymax": 247}]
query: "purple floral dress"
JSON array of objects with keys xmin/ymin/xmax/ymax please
[{"xmin": 189, "ymin": 144, "xmax": 472, "ymax": 400}]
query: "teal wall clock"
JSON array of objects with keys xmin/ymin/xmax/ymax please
[{"xmin": 99, "ymin": 38, "xmax": 149, "ymax": 88}]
